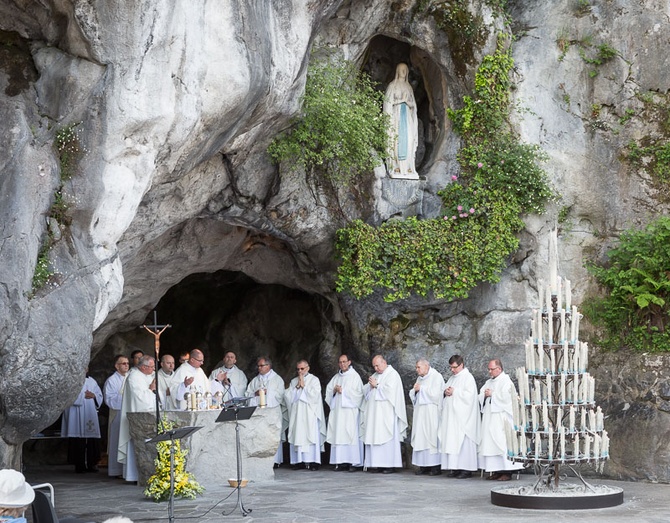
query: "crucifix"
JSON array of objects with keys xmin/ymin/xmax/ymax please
[{"xmin": 140, "ymin": 310, "xmax": 171, "ymax": 432}]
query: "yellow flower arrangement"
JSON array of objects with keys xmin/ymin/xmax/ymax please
[{"xmin": 144, "ymin": 417, "xmax": 204, "ymax": 502}]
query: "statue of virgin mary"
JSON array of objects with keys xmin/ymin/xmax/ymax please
[{"xmin": 383, "ymin": 63, "xmax": 419, "ymax": 180}]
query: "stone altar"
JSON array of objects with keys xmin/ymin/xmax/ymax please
[{"xmin": 128, "ymin": 407, "xmax": 282, "ymax": 487}]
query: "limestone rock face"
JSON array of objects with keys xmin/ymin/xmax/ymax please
[{"xmin": 1, "ymin": 0, "xmax": 670, "ymax": 482}]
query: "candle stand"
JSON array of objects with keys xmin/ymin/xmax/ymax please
[{"xmin": 491, "ymin": 230, "xmax": 623, "ymax": 509}]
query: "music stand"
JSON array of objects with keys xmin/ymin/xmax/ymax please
[
  {"xmin": 216, "ymin": 404, "xmax": 256, "ymax": 517},
  {"xmin": 147, "ymin": 425, "xmax": 202, "ymax": 523}
]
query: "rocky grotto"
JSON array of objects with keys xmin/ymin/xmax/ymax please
[{"xmin": 1, "ymin": 0, "xmax": 670, "ymax": 482}]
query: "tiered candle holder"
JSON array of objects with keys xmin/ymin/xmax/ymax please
[{"xmin": 491, "ymin": 230, "xmax": 623, "ymax": 510}]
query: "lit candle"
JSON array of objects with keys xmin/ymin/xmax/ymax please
[
  {"xmin": 548, "ymin": 424, "xmax": 554, "ymax": 460},
  {"xmin": 569, "ymin": 405, "xmax": 575, "ymax": 432},
  {"xmin": 565, "ymin": 279, "xmax": 571, "ymax": 310}
]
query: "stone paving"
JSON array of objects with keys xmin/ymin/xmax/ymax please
[{"xmin": 23, "ymin": 465, "xmax": 670, "ymax": 523}]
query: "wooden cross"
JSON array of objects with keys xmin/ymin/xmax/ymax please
[{"xmin": 140, "ymin": 310, "xmax": 171, "ymax": 432}]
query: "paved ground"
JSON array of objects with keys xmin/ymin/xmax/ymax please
[{"xmin": 22, "ymin": 465, "xmax": 670, "ymax": 523}]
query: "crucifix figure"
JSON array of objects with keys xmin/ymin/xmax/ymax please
[{"xmin": 140, "ymin": 310, "xmax": 171, "ymax": 432}]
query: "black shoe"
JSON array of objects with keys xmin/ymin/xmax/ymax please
[
  {"xmin": 273, "ymin": 463, "xmax": 280, "ymax": 469},
  {"xmin": 381, "ymin": 468, "xmax": 395, "ymax": 474},
  {"xmin": 456, "ymin": 471, "xmax": 472, "ymax": 479},
  {"xmin": 291, "ymin": 463, "xmax": 304, "ymax": 470},
  {"xmin": 334, "ymin": 463, "xmax": 350, "ymax": 472},
  {"xmin": 307, "ymin": 463, "xmax": 320, "ymax": 471},
  {"xmin": 447, "ymin": 469, "xmax": 461, "ymax": 478},
  {"xmin": 429, "ymin": 467, "xmax": 442, "ymax": 476},
  {"xmin": 348, "ymin": 466, "xmax": 360, "ymax": 472},
  {"xmin": 415, "ymin": 467, "xmax": 428, "ymax": 475}
]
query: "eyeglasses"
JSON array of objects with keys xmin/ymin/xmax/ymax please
[
  {"xmin": 191, "ymin": 357, "xmax": 204, "ymax": 363},
  {"xmin": 450, "ymin": 364, "xmax": 462, "ymax": 369},
  {"xmin": 297, "ymin": 367, "xmax": 307, "ymax": 371},
  {"xmin": 257, "ymin": 363, "xmax": 269, "ymax": 367},
  {"xmin": 117, "ymin": 362, "xmax": 130, "ymax": 365},
  {"xmin": 338, "ymin": 360, "xmax": 350, "ymax": 364},
  {"xmin": 488, "ymin": 367, "xmax": 500, "ymax": 371}
]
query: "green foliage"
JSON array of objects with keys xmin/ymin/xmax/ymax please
[
  {"xmin": 55, "ymin": 122, "xmax": 83, "ymax": 181},
  {"xmin": 268, "ymin": 56, "xmax": 389, "ymax": 183},
  {"xmin": 573, "ymin": 0, "xmax": 591, "ymax": 16},
  {"xmin": 144, "ymin": 417, "xmax": 204, "ymax": 502},
  {"xmin": 628, "ymin": 140, "xmax": 670, "ymax": 182},
  {"xmin": 336, "ymin": 36, "xmax": 553, "ymax": 302},
  {"xmin": 31, "ymin": 243, "xmax": 52, "ymax": 291},
  {"xmin": 584, "ymin": 217, "xmax": 670, "ymax": 352}
]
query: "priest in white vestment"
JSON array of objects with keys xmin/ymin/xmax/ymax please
[
  {"xmin": 209, "ymin": 351, "xmax": 248, "ymax": 403},
  {"xmin": 285, "ymin": 360, "xmax": 326, "ymax": 470},
  {"xmin": 61, "ymin": 371, "xmax": 103, "ymax": 473},
  {"xmin": 409, "ymin": 358, "xmax": 445, "ymax": 475},
  {"xmin": 478, "ymin": 359, "xmax": 523, "ymax": 480},
  {"xmin": 325, "ymin": 354, "xmax": 364, "ymax": 471},
  {"xmin": 172, "ymin": 349, "xmax": 221, "ymax": 409},
  {"xmin": 118, "ymin": 356, "xmax": 157, "ymax": 482},
  {"xmin": 246, "ymin": 356, "xmax": 287, "ymax": 466},
  {"xmin": 104, "ymin": 355, "xmax": 129, "ymax": 477},
  {"xmin": 157, "ymin": 354, "xmax": 179, "ymax": 411},
  {"xmin": 439, "ymin": 354, "xmax": 480, "ymax": 478},
  {"xmin": 360, "ymin": 354, "xmax": 408, "ymax": 473}
]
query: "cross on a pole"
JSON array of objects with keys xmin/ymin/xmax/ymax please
[{"xmin": 140, "ymin": 310, "xmax": 171, "ymax": 432}]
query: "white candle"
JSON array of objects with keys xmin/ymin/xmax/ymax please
[
  {"xmin": 589, "ymin": 375, "xmax": 595, "ymax": 403},
  {"xmin": 560, "ymin": 308, "xmax": 566, "ymax": 342},
  {"xmin": 527, "ymin": 340, "xmax": 534, "ymax": 374},
  {"xmin": 521, "ymin": 397, "xmax": 528, "ymax": 429},
  {"xmin": 602, "ymin": 430, "xmax": 610, "ymax": 457},
  {"xmin": 547, "ymin": 376, "xmax": 553, "ymax": 405},
  {"xmin": 565, "ymin": 279, "xmax": 571, "ymax": 310},
  {"xmin": 589, "ymin": 408, "xmax": 596, "ymax": 432},
  {"xmin": 573, "ymin": 374, "xmax": 579, "ymax": 403},
  {"xmin": 534, "ymin": 379, "xmax": 542, "ymax": 405},
  {"xmin": 596, "ymin": 406, "xmax": 604, "ymax": 431},
  {"xmin": 538, "ymin": 344, "xmax": 544, "ymax": 374},
  {"xmin": 524, "ymin": 372, "xmax": 531, "ymax": 405},
  {"xmin": 574, "ymin": 311, "xmax": 581, "ymax": 342},
  {"xmin": 513, "ymin": 394, "xmax": 520, "ymax": 429},
  {"xmin": 548, "ymin": 424, "xmax": 554, "ymax": 460},
  {"xmin": 546, "ymin": 287, "xmax": 554, "ymax": 342},
  {"xmin": 531, "ymin": 316, "xmax": 537, "ymax": 343},
  {"xmin": 550, "ymin": 349, "xmax": 556, "ymax": 376},
  {"xmin": 542, "ymin": 401, "xmax": 549, "ymax": 430},
  {"xmin": 535, "ymin": 432, "xmax": 541, "ymax": 459},
  {"xmin": 556, "ymin": 276, "xmax": 562, "ymax": 310},
  {"xmin": 560, "ymin": 425, "xmax": 566, "ymax": 460},
  {"xmin": 580, "ymin": 407, "xmax": 587, "ymax": 430},
  {"xmin": 594, "ymin": 433, "xmax": 601, "ymax": 459},
  {"xmin": 549, "ymin": 228, "xmax": 558, "ymax": 293},
  {"xmin": 560, "ymin": 373, "xmax": 566, "ymax": 405},
  {"xmin": 582, "ymin": 341, "xmax": 589, "ymax": 371},
  {"xmin": 562, "ymin": 340, "xmax": 568, "ymax": 373},
  {"xmin": 537, "ymin": 309, "xmax": 543, "ymax": 350},
  {"xmin": 519, "ymin": 433, "xmax": 527, "ymax": 457},
  {"xmin": 584, "ymin": 435, "xmax": 591, "ymax": 460},
  {"xmin": 532, "ymin": 405, "xmax": 538, "ymax": 432},
  {"xmin": 574, "ymin": 433, "xmax": 580, "ymax": 459},
  {"xmin": 557, "ymin": 406, "xmax": 563, "ymax": 428},
  {"xmin": 571, "ymin": 305, "xmax": 578, "ymax": 342},
  {"xmin": 569, "ymin": 405, "xmax": 575, "ymax": 432}
]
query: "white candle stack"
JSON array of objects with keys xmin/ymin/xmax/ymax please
[
  {"xmin": 602, "ymin": 431, "xmax": 610, "ymax": 457},
  {"xmin": 596, "ymin": 406, "xmax": 604, "ymax": 431},
  {"xmin": 574, "ymin": 433, "xmax": 580, "ymax": 458},
  {"xmin": 559, "ymin": 426, "xmax": 566, "ymax": 460}
]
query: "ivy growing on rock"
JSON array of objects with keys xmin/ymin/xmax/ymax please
[
  {"xmin": 336, "ymin": 36, "xmax": 553, "ymax": 302},
  {"xmin": 268, "ymin": 55, "xmax": 389, "ymax": 183},
  {"xmin": 583, "ymin": 217, "xmax": 670, "ymax": 352}
]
